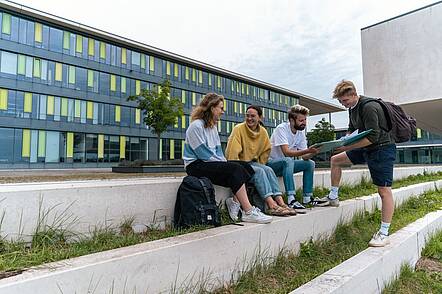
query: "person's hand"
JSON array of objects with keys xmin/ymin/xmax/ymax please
[
  {"xmin": 307, "ymin": 146, "xmax": 320, "ymax": 155},
  {"xmin": 334, "ymin": 146, "xmax": 348, "ymax": 154}
]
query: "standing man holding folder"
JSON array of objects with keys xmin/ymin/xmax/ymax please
[{"xmin": 322, "ymin": 80, "xmax": 396, "ymax": 247}]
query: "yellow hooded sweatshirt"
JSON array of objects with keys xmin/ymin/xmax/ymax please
[{"xmin": 225, "ymin": 122, "xmax": 271, "ymax": 164}]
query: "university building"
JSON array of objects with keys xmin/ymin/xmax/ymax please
[{"xmin": 0, "ymin": 1, "xmax": 341, "ymax": 168}]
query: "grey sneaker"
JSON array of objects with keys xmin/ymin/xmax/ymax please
[
  {"xmin": 368, "ymin": 231, "xmax": 390, "ymax": 247},
  {"xmin": 242, "ymin": 207, "xmax": 272, "ymax": 224},
  {"xmin": 225, "ymin": 197, "xmax": 241, "ymax": 221},
  {"xmin": 328, "ymin": 197, "xmax": 340, "ymax": 207},
  {"xmin": 312, "ymin": 196, "xmax": 330, "ymax": 207}
]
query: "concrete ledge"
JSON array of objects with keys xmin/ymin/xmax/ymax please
[
  {"xmin": 0, "ymin": 181, "xmax": 440, "ymax": 293},
  {"xmin": 290, "ymin": 210, "xmax": 442, "ymax": 294},
  {"xmin": 0, "ymin": 165, "xmax": 440, "ymax": 241}
]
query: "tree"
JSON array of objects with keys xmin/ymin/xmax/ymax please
[
  {"xmin": 127, "ymin": 80, "xmax": 183, "ymax": 160},
  {"xmin": 307, "ymin": 118, "xmax": 336, "ymax": 146}
]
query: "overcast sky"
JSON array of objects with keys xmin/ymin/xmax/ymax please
[{"xmin": 11, "ymin": 0, "xmax": 437, "ymax": 128}]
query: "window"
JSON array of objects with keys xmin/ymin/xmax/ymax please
[
  {"xmin": 22, "ymin": 129, "xmax": 31, "ymax": 158},
  {"xmin": 85, "ymin": 134, "xmax": 98, "ymax": 162},
  {"xmin": 24, "ymin": 92, "xmax": 32, "ymax": 113},
  {"xmin": 99, "ymin": 42, "xmax": 106, "ymax": 59},
  {"xmin": 55, "ymin": 62, "xmax": 62, "ymax": 81},
  {"xmin": 45, "ymin": 131, "xmax": 59, "ymax": 162},
  {"xmin": 88, "ymin": 38, "xmax": 95, "ymax": 56},
  {"xmin": 34, "ymin": 22, "xmax": 42, "ymax": 43},
  {"xmin": 135, "ymin": 108, "xmax": 141, "ymax": 124},
  {"xmin": 0, "ymin": 51, "xmax": 17, "ymax": 75},
  {"xmin": 120, "ymin": 136, "xmax": 126, "ymax": 160},
  {"xmin": 149, "ymin": 56, "xmax": 155, "ymax": 72},
  {"xmin": 0, "ymin": 88, "xmax": 7, "ymax": 110},
  {"xmin": 115, "ymin": 105, "xmax": 121, "ymax": 122},
  {"xmin": 33, "ymin": 58, "xmax": 41, "ymax": 78},
  {"xmin": 132, "ymin": 51, "xmax": 140, "ymax": 66},
  {"xmin": 0, "ymin": 128, "xmax": 14, "ymax": 163},
  {"xmin": 121, "ymin": 48, "xmax": 127, "ymax": 64},
  {"xmin": 49, "ymin": 27, "xmax": 63, "ymax": 53},
  {"xmin": 2, "ymin": 13, "xmax": 11, "ymax": 35},
  {"xmin": 121, "ymin": 77, "xmax": 126, "ymax": 94},
  {"xmin": 63, "ymin": 31, "xmax": 70, "ymax": 50},
  {"xmin": 110, "ymin": 74, "xmax": 116, "ymax": 92},
  {"xmin": 68, "ymin": 65, "xmax": 75, "ymax": 84},
  {"xmin": 76, "ymin": 35, "xmax": 83, "ymax": 53}
]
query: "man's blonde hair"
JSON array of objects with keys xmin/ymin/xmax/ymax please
[
  {"xmin": 333, "ymin": 80, "xmax": 357, "ymax": 98},
  {"xmin": 288, "ymin": 104, "xmax": 309, "ymax": 121}
]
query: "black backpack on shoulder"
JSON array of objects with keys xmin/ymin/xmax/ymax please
[
  {"xmin": 359, "ymin": 97, "xmax": 417, "ymax": 143},
  {"xmin": 174, "ymin": 176, "xmax": 221, "ymax": 229}
]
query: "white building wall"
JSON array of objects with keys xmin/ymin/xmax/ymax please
[{"xmin": 361, "ymin": 3, "xmax": 442, "ymax": 104}]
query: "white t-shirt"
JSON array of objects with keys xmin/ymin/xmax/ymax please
[{"xmin": 269, "ymin": 122, "xmax": 307, "ymax": 160}]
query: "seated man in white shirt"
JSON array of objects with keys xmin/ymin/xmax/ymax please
[{"xmin": 267, "ymin": 105, "xmax": 327, "ymax": 209}]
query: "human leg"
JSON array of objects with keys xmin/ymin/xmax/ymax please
[{"xmin": 267, "ymin": 158, "xmax": 296, "ymax": 200}]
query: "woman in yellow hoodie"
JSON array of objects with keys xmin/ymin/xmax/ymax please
[{"xmin": 226, "ymin": 105, "xmax": 296, "ymax": 216}]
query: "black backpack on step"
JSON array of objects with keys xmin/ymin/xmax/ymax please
[
  {"xmin": 174, "ymin": 176, "xmax": 221, "ymax": 228},
  {"xmin": 359, "ymin": 97, "xmax": 417, "ymax": 143}
]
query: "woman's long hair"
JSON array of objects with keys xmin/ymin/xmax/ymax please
[
  {"xmin": 191, "ymin": 93, "xmax": 224, "ymax": 128},
  {"xmin": 246, "ymin": 105, "xmax": 265, "ymax": 126}
]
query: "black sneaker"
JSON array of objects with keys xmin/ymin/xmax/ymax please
[{"xmin": 288, "ymin": 200, "xmax": 306, "ymax": 210}]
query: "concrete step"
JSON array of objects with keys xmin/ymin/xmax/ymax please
[
  {"xmin": 0, "ymin": 180, "xmax": 440, "ymax": 294},
  {"xmin": 290, "ymin": 210, "xmax": 442, "ymax": 294},
  {"xmin": 0, "ymin": 165, "xmax": 440, "ymax": 241}
]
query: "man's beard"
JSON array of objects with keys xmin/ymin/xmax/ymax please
[{"xmin": 294, "ymin": 123, "xmax": 306, "ymax": 130}]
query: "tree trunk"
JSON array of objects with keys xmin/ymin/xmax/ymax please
[{"xmin": 157, "ymin": 134, "xmax": 161, "ymax": 161}]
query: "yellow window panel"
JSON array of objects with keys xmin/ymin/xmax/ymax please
[
  {"xmin": 166, "ymin": 61, "xmax": 171, "ymax": 76},
  {"xmin": 99, "ymin": 42, "xmax": 106, "ymax": 59},
  {"xmin": 87, "ymin": 70, "xmax": 93, "ymax": 87},
  {"xmin": 88, "ymin": 38, "xmax": 95, "ymax": 56},
  {"xmin": 74, "ymin": 100, "xmax": 81, "ymax": 118},
  {"xmin": 208, "ymin": 74, "xmax": 212, "ymax": 86},
  {"xmin": 68, "ymin": 65, "xmax": 75, "ymax": 84},
  {"xmin": 61, "ymin": 98, "xmax": 68, "ymax": 116},
  {"xmin": 182, "ymin": 140, "xmax": 185, "ymax": 156},
  {"xmin": 185, "ymin": 67, "xmax": 189, "ymax": 80},
  {"xmin": 119, "ymin": 136, "xmax": 126, "ymax": 159},
  {"xmin": 135, "ymin": 108, "xmax": 141, "ymax": 124},
  {"xmin": 234, "ymin": 101, "xmax": 237, "ymax": 112},
  {"xmin": 218, "ymin": 120, "xmax": 221, "ymax": 131},
  {"xmin": 55, "ymin": 63, "xmax": 62, "ymax": 81},
  {"xmin": 76, "ymin": 35, "xmax": 83, "ymax": 53},
  {"xmin": 239, "ymin": 102, "xmax": 243, "ymax": 114},
  {"xmin": 98, "ymin": 134, "xmax": 104, "ymax": 159},
  {"xmin": 170, "ymin": 139, "xmax": 175, "ymax": 159},
  {"xmin": 217, "ymin": 76, "xmax": 221, "ymax": 88},
  {"xmin": 192, "ymin": 92, "xmax": 196, "ymax": 105},
  {"xmin": 246, "ymin": 85, "xmax": 249, "ymax": 95},
  {"xmin": 47, "ymin": 96, "xmax": 54, "ymax": 115},
  {"xmin": 140, "ymin": 54, "xmax": 146, "ymax": 69},
  {"xmin": 198, "ymin": 70, "xmax": 202, "ymax": 84},
  {"xmin": 417, "ymin": 128, "xmax": 422, "ymax": 139},
  {"xmin": 22, "ymin": 129, "xmax": 31, "ymax": 158},
  {"xmin": 159, "ymin": 139, "xmax": 162, "ymax": 160},
  {"xmin": 63, "ymin": 31, "xmax": 70, "ymax": 50},
  {"xmin": 87, "ymin": 101, "xmax": 93, "ymax": 119},
  {"xmin": 121, "ymin": 48, "xmax": 127, "ymax": 64},
  {"xmin": 181, "ymin": 90, "xmax": 186, "ymax": 104},
  {"xmin": 181, "ymin": 115, "xmax": 186, "ymax": 129},
  {"xmin": 2, "ymin": 13, "xmax": 11, "ymax": 35},
  {"xmin": 121, "ymin": 77, "xmax": 126, "ymax": 94},
  {"xmin": 24, "ymin": 93, "xmax": 32, "ymax": 113},
  {"xmin": 149, "ymin": 56, "xmax": 155, "ymax": 72},
  {"xmin": 18, "ymin": 55, "xmax": 25, "ymax": 75},
  {"xmin": 115, "ymin": 105, "xmax": 121, "ymax": 122},
  {"xmin": 110, "ymin": 75, "xmax": 116, "ymax": 91},
  {"xmin": 0, "ymin": 88, "xmax": 7, "ymax": 110},
  {"xmin": 191, "ymin": 68, "xmax": 196, "ymax": 82},
  {"xmin": 226, "ymin": 121, "xmax": 230, "ymax": 133},
  {"xmin": 241, "ymin": 83, "xmax": 245, "ymax": 94},
  {"xmin": 236, "ymin": 83, "xmax": 240, "ymax": 93},
  {"xmin": 34, "ymin": 23, "xmax": 42, "ymax": 43},
  {"xmin": 38, "ymin": 130, "xmax": 46, "ymax": 158},
  {"xmin": 67, "ymin": 132, "xmax": 73, "ymax": 158},
  {"xmin": 223, "ymin": 99, "xmax": 227, "ymax": 111},
  {"xmin": 135, "ymin": 80, "xmax": 141, "ymax": 95},
  {"xmin": 253, "ymin": 87, "xmax": 256, "ymax": 97},
  {"xmin": 174, "ymin": 64, "xmax": 179, "ymax": 78}
]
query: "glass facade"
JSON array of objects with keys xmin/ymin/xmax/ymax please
[{"xmin": 0, "ymin": 7, "xmax": 302, "ymax": 167}]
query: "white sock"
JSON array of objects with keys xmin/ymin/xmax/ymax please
[
  {"xmin": 379, "ymin": 222, "xmax": 390, "ymax": 236},
  {"xmin": 287, "ymin": 195, "xmax": 295, "ymax": 204},
  {"xmin": 328, "ymin": 186, "xmax": 339, "ymax": 200},
  {"xmin": 303, "ymin": 193, "xmax": 313, "ymax": 204}
]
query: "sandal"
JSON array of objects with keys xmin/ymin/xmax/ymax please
[
  {"xmin": 266, "ymin": 205, "xmax": 291, "ymax": 216},
  {"xmin": 280, "ymin": 204, "xmax": 298, "ymax": 216}
]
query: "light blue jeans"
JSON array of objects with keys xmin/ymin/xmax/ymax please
[
  {"xmin": 267, "ymin": 158, "xmax": 315, "ymax": 196},
  {"xmin": 250, "ymin": 162, "xmax": 283, "ymax": 200}
]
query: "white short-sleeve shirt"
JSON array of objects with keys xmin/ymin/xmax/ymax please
[{"xmin": 269, "ymin": 122, "xmax": 307, "ymax": 160}]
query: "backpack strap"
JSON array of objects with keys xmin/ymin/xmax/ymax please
[
  {"xmin": 198, "ymin": 178, "xmax": 212, "ymax": 204},
  {"xmin": 358, "ymin": 98, "xmax": 392, "ymax": 132}
]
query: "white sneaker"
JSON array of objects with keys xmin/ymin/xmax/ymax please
[
  {"xmin": 241, "ymin": 207, "xmax": 272, "ymax": 224},
  {"xmin": 368, "ymin": 231, "xmax": 390, "ymax": 247},
  {"xmin": 225, "ymin": 197, "xmax": 241, "ymax": 221}
]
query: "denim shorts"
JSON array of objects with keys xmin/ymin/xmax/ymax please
[{"xmin": 346, "ymin": 144, "xmax": 396, "ymax": 187}]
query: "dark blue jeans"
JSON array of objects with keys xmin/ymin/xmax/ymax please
[{"xmin": 346, "ymin": 144, "xmax": 396, "ymax": 187}]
